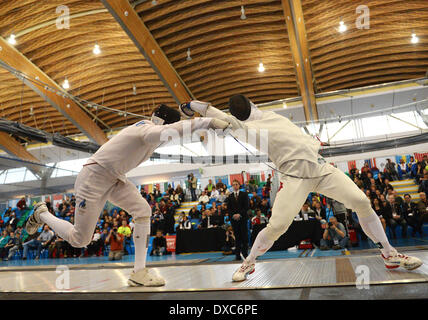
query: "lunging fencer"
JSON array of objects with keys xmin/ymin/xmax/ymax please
[
  {"xmin": 180, "ymin": 95, "xmax": 423, "ymax": 282},
  {"xmin": 25, "ymin": 105, "xmax": 230, "ymax": 287}
]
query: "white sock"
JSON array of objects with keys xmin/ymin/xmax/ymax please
[
  {"xmin": 40, "ymin": 211, "xmax": 74, "ymax": 242},
  {"xmin": 246, "ymin": 228, "xmax": 274, "ymax": 264},
  {"xmin": 133, "ymin": 221, "xmax": 150, "ymax": 273},
  {"xmin": 358, "ymin": 211, "xmax": 395, "ymax": 257}
]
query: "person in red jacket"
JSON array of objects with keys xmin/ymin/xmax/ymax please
[{"xmin": 17, "ymin": 197, "xmax": 27, "ymax": 211}]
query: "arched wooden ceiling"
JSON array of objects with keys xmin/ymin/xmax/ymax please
[
  {"xmin": 301, "ymin": 0, "xmax": 428, "ymax": 93},
  {"xmin": 0, "ymin": 0, "xmax": 427, "ymax": 140}
]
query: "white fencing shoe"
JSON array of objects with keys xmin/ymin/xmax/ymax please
[
  {"xmin": 25, "ymin": 202, "xmax": 47, "ymax": 235},
  {"xmin": 232, "ymin": 260, "xmax": 255, "ymax": 282},
  {"xmin": 128, "ymin": 268, "xmax": 165, "ymax": 287},
  {"xmin": 382, "ymin": 251, "xmax": 423, "ymax": 271}
]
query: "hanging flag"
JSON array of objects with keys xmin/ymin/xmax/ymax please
[{"xmin": 348, "ymin": 160, "xmax": 356, "ymax": 172}]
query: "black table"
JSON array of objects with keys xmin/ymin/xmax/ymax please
[
  {"xmin": 175, "ymin": 228, "xmax": 226, "ymax": 254},
  {"xmin": 251, "ymin": 219, "xmax": 323, "ymax": 251}
]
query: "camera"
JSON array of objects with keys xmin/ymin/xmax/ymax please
[{"xmin": 328, "ymin": 222, "xmax": 333, "ymax": 227}]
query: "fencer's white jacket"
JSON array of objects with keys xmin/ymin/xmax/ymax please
[
  {"xmin": 88, "ymin": 118, "xmax": 212, "ymax": 182},
  {"xmin": 205, "ymin": 106, "xmax": 329, "ymax": 179}
]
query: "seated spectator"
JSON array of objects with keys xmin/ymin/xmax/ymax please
[
  {"xmin": 4, "ymin": 211, "xmax": 18, "ymax": 231},
  {"xmin": 17, "ymin": 197, "xmax": 27, "ymax": 211},
  {"xmin": 259, "ymin": 198, "xmax": 271, "ymax": 217},
  {"xmin": 189, "ymin": 206, "xmax": 201, "ymax": 220},
  {"xmin": 419, "ymin": 171, "xmax": 428, "ymax": 196},
  {"xmin": 217, "ymin": 191, "xmax": 227, "ymax": 203},
  {"xmin": 86, "ymin": 228, "xmax": 103, "ymax": 257},
  {"xmin": 384, "ymin": 195, "xmax": 407, "ymax": 238},
  {"xmin": 415, "ymin": 192, "xmax": 428, "ymax": 234},
  {"xmin": 216, "ymin": 179, "xmax": 226, "ymax": 193},
  {"xmin": 170, "ymin": 191, "xmax": 181, "ymax": 207},
  {"xmin": 22, "ymin": 225, "xmax": 54, "ymax": 260},
  {"xmin": 408, "ymin": 156, "xmax": 417, "ymax": 178},
  {"xmin": 372, "ymin": 198, "xmax": 387, "ymax": 230},
  {"xmin": 150, "ymin": 230, "xmax": 167, "ymax": 256},
  {"xmin": 48, "ymin": 235, "xmax": 65, "ymax": 258},
  {"xmin": 251, "ymin": 209, "xmax": 268, "ymax": 226},
  {"xmin": 178, "ymin": 215, "xmax": 192, "ymax": 230},
  {"xmin": 298, "ymin": 202, "xmax": 315, "ymax": 220},
  {"xmin": 397, "ymin": 158, "xmax": 410, "ymax": 180},
  {"xmin": 402, "ymin": 194, "xmax": 421, "ymax": 237},
  {"xmin": 222, "ymin": 226, "xmax": 235, "ymax": 255},
  {"xmin": 313, "ymin": 201, "xmax": 326, "ymax": 221},
  {"xmin": 151, "ymin": 209, "xmax": 164, "ymax": 235},
  {"xmin": 118, "ymin": 219, "xmax": 132, "ymax": 255},
  {"xmin": 199, "ymin": 210, "xmax": 213, "ymax": 229},
  {"xmin": 244, "ymin": 181, "xmax": 256, "ymax": 194},
  {"xmin": 198, "ymin": 191, "xmax": 209, "ymax": 205},
  {"xmin": 1, "ymin": 231, "xmax": 14, "ymax": 260},
  {"xmin": 211, "ymin": 208, "xmax": 224, "ymax": 228},
  {"xmin": 106, "ymin": 225, "xmax": 124, "ymax": 261},
  {"xmin": 320, "ymin": 217, "xmax": 349, "ymax": 250},
  {"xmin": 210, "ymin": 187, "xmax": 220, "ymax": 201}
]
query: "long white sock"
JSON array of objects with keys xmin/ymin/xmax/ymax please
[
  {"xmin": 40, "ymin": 211, "xmax": 74, "ymax": 242},
  {"xmin": 246, "ymin": 228, "xmax": 274, "ymax": 264},
  {"xmin": 133, "ymin": 220, "xmax": 150, "ymax": 273},
  {"xmin": 358, "ymin": 211, "xmax": 395, "ymax": 257}
]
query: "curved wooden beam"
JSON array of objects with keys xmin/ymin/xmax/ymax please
[
  {"xmin": 0, "ymin": 37, "xmax": 108, "ymax": 145},
  {"xmin": 101, "ymin": 0, "xmax": 192, "ymax": 103}
]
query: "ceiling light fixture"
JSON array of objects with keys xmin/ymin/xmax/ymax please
[
  {"xmin": 93, "ymin": 43, "xmax": 101, "ymax": 55},
  {"xmin": 411, "ymin": 33, "xmax": 419, "ymax": 44},
  {"xmin": 258, "ymin": 62, "xmax": 265, "ymax": 73},
  {"xmin": 338, "ymin": 21, "xmax": 347, "ymax": 33},
  {"xmin": 8, "ymin": 34, "xmax": 17, "ymax": 45},
  {"xmin": 62, "ymin": 78, "xmax": 70, "ymax": 89},
  {"xmin": 240, "ymin": 6, "xmax": 246, "ymax": 20},
  {"xmin": 186, "ymin": 48, "xmax": 192, "ymax": 61}
]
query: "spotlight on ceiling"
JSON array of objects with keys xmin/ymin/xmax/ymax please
[
  {"xmin": 62, "ymin": 78, "xmax": 70, "ymax": 89},
  {"xmin": 411, "ymin": 33, "xmax": 419, "ymax": 44},
  {"xmin": 258, "ymin": 62, "xmax": 265, "ymax": 73},
  {"xmin": 8, "ymin": 34, "xmax": 17, "ymax": 45},
  {"xmin": 240, "ymin": 6, "xmax": 246, "ymax": 20},
  {"xmin": 93, "ymin": 43, "xmax": 101, "ymax": 55},
  {"xmin": 338, "ymin": 21, "xmax": 347, "ymax": 33},
  {"xmin": 186, "ymin": 48, "xmax": 192, "ymax": 61}
]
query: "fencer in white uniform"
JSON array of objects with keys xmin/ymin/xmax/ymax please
[
  {"xmin": 180, "ymin": 95, "xmax": 423, "ymax": 281},
  {"xmin": 26, "ymin": 104, "xmax": 230, "ymax": 287}
]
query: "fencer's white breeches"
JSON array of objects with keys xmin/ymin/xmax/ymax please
[
  {"xmin": 64, "ymin": 164, "xmax": 151, "ymax": 248},
  {"xmin": 264, "ymin": 164, "xmax": 373, "ymax": 242}
]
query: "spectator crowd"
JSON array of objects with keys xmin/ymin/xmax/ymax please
[{"xmin": 1, "ymin": 154, "xmax": 428, "ymax": 261}]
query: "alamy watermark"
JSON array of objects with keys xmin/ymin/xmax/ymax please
[
  {"xmin": 355, "ymin": 265, "xmax": 370, "ymax": 290},
  {"xmin": 56, "ymin": 5, "xmax": 70, "ymax": 30}
]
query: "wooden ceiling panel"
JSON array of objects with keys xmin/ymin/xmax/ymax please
[
  {"xmin": 137, "ymin": 0, "xmax": 299, "ymax": 107},
  {"xmin": 301, "ymin": 0, "xmax": 428, "ymax": 92}
]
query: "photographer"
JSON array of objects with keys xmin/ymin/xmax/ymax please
[
  {"xmin": 320, "ymin": 217, "xmax": 349, "ymax": 250},
  {"xmin": 188, "ymin": 173, "xmax": 197, "ymax": 201},
  {"xmin": 106, "ymin": 225, "xmax": 125, "ymax": 261},
  {"xmin": 222, "ymin": 226, "xmax": 236, "ymax": 255}
]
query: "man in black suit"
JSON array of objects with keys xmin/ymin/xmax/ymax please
[{"xmin": 226, "ymin": 180, "xmax": 250, "ymax": 261}]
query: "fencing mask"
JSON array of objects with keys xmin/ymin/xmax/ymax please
[
  {"xmin": 229, "ymin": 94, "xmax": 262, "ymax": 121},
  {"xmin": 151, "ymin": 104, "xmax": 181, "ymax": 125}
]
